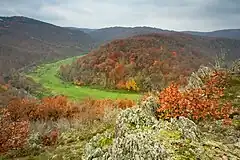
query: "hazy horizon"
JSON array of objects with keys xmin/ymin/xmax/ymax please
[{"xmin": 0, "ymin": 0, "xmax": 239, "ymax": 32}]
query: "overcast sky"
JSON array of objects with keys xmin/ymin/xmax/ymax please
[{"xmin": 0, "ymin": 0, "xmax": 239, "ymax": 31}]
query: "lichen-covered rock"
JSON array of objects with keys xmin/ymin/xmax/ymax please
[
  {"xmin": 50, "ymin": 129, "xmax": 87, "ymax": 160},
  {"xmin": 231, "ymin": 59, "xmax": 240, "ymax": 74},
  {"xmin": 110, "ymin": 131, "xmax": 168, "ymax": 160},
  {"xmin": 84, "ymin": 131, "xmax": 114, "ymax": 160},
  {"xmin": 82, "ymin": 97, "xmax": 240, "ymax": 160},
  {"xmin": 186, "ymin": 65, "xmax": 213, "ymax": 90},
  {"xmin": 140, "ymin": 96, "xmax": 159, "ymax": 117},
  {"xmin": 170, "ymin": 117, "xmax": 201, "ymax": 141}
]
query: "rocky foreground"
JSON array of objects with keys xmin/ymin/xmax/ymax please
[{"xmin": 46, "ymin": 97, "xmax": 239, "ymax": 160}]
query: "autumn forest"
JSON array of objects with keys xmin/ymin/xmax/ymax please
[{"xmin": 0, "ymin": 16, "xmax": 240, "ymax": 159}]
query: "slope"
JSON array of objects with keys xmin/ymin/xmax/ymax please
[
  {"xmin": 83, "ymin": 26, "xmax": 240, "ymax": 45},
  {"xmin": 184, "ymin": 29, "xmax": 240, "ymax": 40},
  {"xmin": 59, "ymin": 33, "xmax": 240, "ymax": 92},
  {"xmin": 0, "ymin": 16, "xmax": 95, "ymax": 75},
  {"xmin": 88, "ymin": 26, "xmax": 172, "ymax": 44}
]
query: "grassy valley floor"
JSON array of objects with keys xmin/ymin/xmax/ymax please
[{"xmin": 27, "ymin": 54, "xmax": 140, "ymax": 101}]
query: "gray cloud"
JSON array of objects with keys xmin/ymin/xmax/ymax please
[{"xmin": 0, "ymin": 0, "xmax": 239, "ymax": 31}]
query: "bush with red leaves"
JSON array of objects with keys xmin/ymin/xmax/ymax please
[
  {"xmin": 0, "ymin": 113, "xmax": 30, "ymax": 153},
  {"xmin": 157, "ymin": 71, "xmax": 233, "ymax": 123}
]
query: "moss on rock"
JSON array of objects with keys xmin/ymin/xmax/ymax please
[{"xmin": 82, "ymin": 97, "xmax": 240, "ymax": 160}]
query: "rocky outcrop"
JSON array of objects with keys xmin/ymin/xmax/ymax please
[{"xmin": 82, "ymin": 97, "xmax": 240, "ymax": 160}]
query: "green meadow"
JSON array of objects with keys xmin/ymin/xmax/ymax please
[{"xmin": 27, "ymin": 54, "xmax": 140, "ymax": 101}]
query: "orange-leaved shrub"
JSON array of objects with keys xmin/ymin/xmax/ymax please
[
  {"xmin": 157, "ymin": 70, "xmax": 233, "ymax": 123},
  {"xmin": 0, "ymin": 113, "xmax": 30, "ymax": 153},
  {"xmin": 35, "ymin": 95, "xmax": 79, "ymax": 120},
  {"xmin": 5, "ymin": 98, "xmax": 38, "ymax": 121},
  {"xmin": 3, "ymin": 95, "xmax": 135, "ymax": 122},
  {"xmin": 0, "ymin": 95, "xmax": 135, "ymax": 153},
  {"xmin": 4, "ymin": 95, "xmax": 80, "ymax": 121},
  {"xmin": 77, "ymin": 98, "xmax": 135, "ymax": 120}
]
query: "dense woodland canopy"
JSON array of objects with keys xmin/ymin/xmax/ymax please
[{"xmin": 59, "ymin": 33, "xmax": 240, "ymax": 92}]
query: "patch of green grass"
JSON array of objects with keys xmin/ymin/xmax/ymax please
[{"xmin": 27, "ymin": 54, "xmax": 140, "ymax": 101}]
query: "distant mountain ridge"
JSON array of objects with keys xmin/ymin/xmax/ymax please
[
  {"xmin": 183, "ymin": 29, "xmax": 240, "ymax": 40},
  {"xmin": 86, "ymin": 26, "xmax": 172, "ymax": 43},
  {"xmin": 70, "ymin": 26, "xmax": 240, "ymax": 45},
  {"xmin": 0, "ymin": 15, "xmax": 240, "ymax": 75}
]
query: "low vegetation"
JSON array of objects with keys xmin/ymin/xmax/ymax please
[{"xmin": 0, "ymin": 55, "xmax": 239, "ymax": 159}]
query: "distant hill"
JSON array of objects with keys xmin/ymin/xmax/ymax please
[
  {"xmin": 184, "ymin": 29, "xmax": 240, "ymax": 40},
  {"xmin": 0, "ymin": 16, "xmax": 95, "ymax": 75},
  {"xmin": 1, "ymin": 15, "xmax": 239, "ymax": 76},
  {"xmin": 74, "ymin": 26, "xmax": 240, "ymax": 45},
  {"xmin": 59, "ymin": 33, "xmax": 240, "ymax": 92},
  {"xmin": 87, "ymin": 26, "xmax": 173, "ymax": 44}
]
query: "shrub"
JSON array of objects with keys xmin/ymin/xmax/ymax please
[
  {"xmin": 5, "ymin": 98, "xmax": 38, "ymax": 121},
  {"xmin": 0, "ymin": 114, "xmax": 30, "ymax": 153},
  {"xmin": 35, "ymin": 95, "xmax": 79, "ymax": 120},
  {"xmin": 0, "ymin": 96, "xmax": 135, "ymax": 154},
  {"xmin": 76, "ymin": 98, "xmax": 135, "ymax": 121},
  {"xmin": 157, "ymin": 70, "xmax": 233, "ymax": 122},
  {"xmin": 4, "ymin": 95, "xmax": 80, "ymax": 121}
]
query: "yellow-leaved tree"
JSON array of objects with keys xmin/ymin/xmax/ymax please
[{"xmin": 125, "ymin": 78, "xmax": 139, "ymax": 91}]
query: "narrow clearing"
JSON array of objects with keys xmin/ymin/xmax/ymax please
[{"xmin": 27, "ymin": 54, "xmax": 140, "ymax": 100}]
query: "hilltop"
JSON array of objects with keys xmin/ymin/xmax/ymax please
[
  {"xmin": 72, "ymin": 26, "xmax": 240, "ymax": 44},
  {"xmin": 0, "ymin": 16, "xmax": 95, "ymax": 75},
  {"xmin": 59, "ymin": 33, "xmax": 240, "ymax": 92},
  {"xmin": 86, "ymin": 26, "xmax": 171, "ymax": 44},
  {"xmin": 184, "ymin": 29, "xmax": 240, "ymax": 40}
]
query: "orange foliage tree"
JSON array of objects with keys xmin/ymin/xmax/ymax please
[
  {"xmin": 0, "ymin": 112, "xmax": 30, "ymax": 153},
  {"xmin": 157, "ymin": 70, "xmax": 233, "ymax": 123}
]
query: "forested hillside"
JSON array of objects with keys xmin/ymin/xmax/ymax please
[
  {"xmin": 0, "ymin": 16, "xmax": 95, "ymax": 75},
  {"xmin": 87, "ymin": 26, "xmax": 170, "ymax": 44},
  {"xmin": 59, "ymin": 33, "xmax": 237, "ymax": 92},
  {"xmin": 185, "ymin": 29, "xmax": 240, "ymax": 40},
  {"xmin": 73, "ymin": 26, "xmax": 240, "ymax": 45}
]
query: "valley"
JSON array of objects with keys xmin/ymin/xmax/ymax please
[
  {"xmin": 27, "ymin": 54, "xmax": 140, "ymax": 100},
  {"xmin": 0, "ymin": 15, "xmax": 240, "ymax": 160}
]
